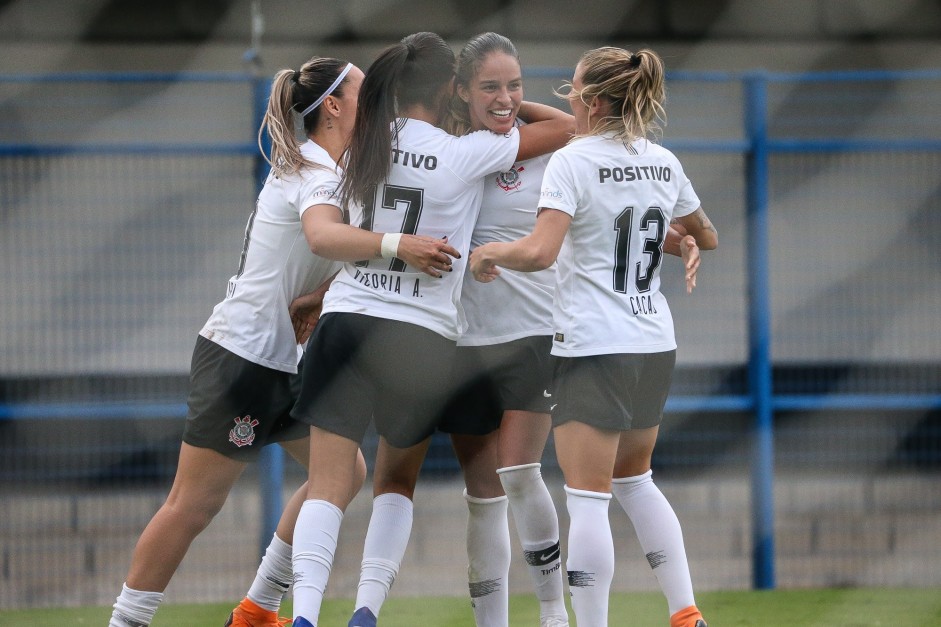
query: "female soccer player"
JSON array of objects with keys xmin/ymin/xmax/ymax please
[
  {"xmin": 470, "ymin": 46, "xmax": 717, "ymax": 627},
  {"xmin": 438, "ymin": 32, "xmax": 572, "ymax": 627},
  {"xmin": 108, "ymin": 55, "xmax": 448, "ymax": 627},
  {"xmin": 107, "ymin": 55, "xmax": 365, "ymax": 627},
  {"xmin": 287, "ymin": 31, "xmax": 572, "ymax": 627}
]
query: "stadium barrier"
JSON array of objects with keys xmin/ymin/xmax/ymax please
[{"xmin": 1, "ymin": 69, "xmax": 939, "ymax": 608}]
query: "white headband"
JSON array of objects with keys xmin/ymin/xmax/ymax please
[{"xmin": 299, "ymin": 63, "xmax": 353, "ymax": 118}]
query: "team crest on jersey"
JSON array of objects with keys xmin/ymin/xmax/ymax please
[
  {"xmin": 229, "ymin": 415, "xmax": 259, "ymax": 447},
  {"xmin": 495, "ymin": 165, "xmax": 524, "ymax": 192}
]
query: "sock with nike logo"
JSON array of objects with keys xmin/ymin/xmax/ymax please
[
  {"xmin": 499, "ymin": 463, "xmax": 567, "ymax": 621},
  {"xmin": 247, "ymin": 532, "xmax": 292, "ymax": 611},
  {"xmin": 109, "ymin": 583, "xmax": 163, "ymax": 627}
]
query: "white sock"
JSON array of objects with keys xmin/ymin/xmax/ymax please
[
  {"xmin": 354, "ymin": 492, "xmax": 414, "ymax": 617},
  {"xmin": 612, "ymin": 470, "xmax": 695, "ymax": 615},
  {"xmin": 292, "ymin": 499, "xmax": 343, "ymax": 624},
  {"xmin": 247, "ymin": 532, "xmax": 293, "ymax": 611},
  {"xmin": 498, "ymin": 463, "xmax": 566, "ymax": 621},
  {"xmin": 564, "ymin": 485, "xmax": 613, "ymax": 627},
  {"xmin": 464, "ymin": 490, "xmax": 510, "ymax": 627},
  {"xmin": 109, "ymin": 583, "xmax": 164, "ymax": 627}
]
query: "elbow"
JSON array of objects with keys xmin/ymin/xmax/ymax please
[
  {"xmin": 699, "ymin": 230, "xmax": 718, "ymax": 251},
  {"xmin": 307, "ymin": 235, "xmax": 330, "ymax": 258},
  {"xmin": 528, "ymin": 246, "xmax": 557, "ymax": 271}
]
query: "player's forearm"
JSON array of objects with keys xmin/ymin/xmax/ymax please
[
  {"xmin": 481, "ymin": 237, "xmax": 555, "ymax": 272},
  {"xmin": 518, "ymin": 101, "xmax": 572, "ymax": 124},
  {"xmin": 675, "ymin": 207, "xmax": 718, "ymax": 250},
  {"xmin": 516, "ymin": 117, "xmax": 575, "ymax": 161},
  {"xmin": 307, "ymin": 221, "xmax": 384, "ymax": 262},
  {"xmin": 663, "ymin": 225, "xmax": 686, "ymax": 257}
]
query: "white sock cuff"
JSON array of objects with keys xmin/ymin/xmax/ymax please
[
  {"xmin": 373, "ymin": 491, "xmax": 414, "ymax": 512},
  {"xmin": 563, "ymin": 485, "xmax": 613, "ymax": 501},
  {"xmin": 300, "ymin": 498, "xmax": 343, "ymax": 520},
  {"xmin": 360, "ymin": 557, "xmax": 399, "ymax": 573},
  {"xmin": 612, "ymin": 469, "xmax": 653, "ymax": 485},
  {"xmin": 496, "ymin": 462, "xmax": 541, "ymax": 475},
  {"xmin": 463, "ymin": 488, "xmax": 509, "ymax": 506},
  {"xmin": 121, "ymin": 582, "xmax": 165, "ymax": 604}
]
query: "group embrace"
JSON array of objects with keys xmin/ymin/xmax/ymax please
[{"xmin": 109, "ymin": 30, "xmax": 717, "ymax": 627}]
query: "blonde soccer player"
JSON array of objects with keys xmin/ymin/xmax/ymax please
[{"xmin": 470, "ymin": 46, "xmax": 718, "ymax": 627}]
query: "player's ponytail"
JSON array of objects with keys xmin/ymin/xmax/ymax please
[
  {"xmin": 340, "ymin": 32, "xmax": 455, "ymax": 208},
  {"xmin": 620, "ymin": 49, "xmax": 665, "ymax": 141},
  {"xmin": 259, "ymin": 57, "xmax": 352, "ymax": 176},
  {"xmin": 338, "ymin": 42, "xmax": 408, "ymax": 208},
  {"xmin": 565, "ymin": 46, "xmax": 666, "ymax": 143}
]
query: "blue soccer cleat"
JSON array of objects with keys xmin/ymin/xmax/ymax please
[{"xmin": 347, "ymin": 607, "xmax": 377, "ymax": 627}]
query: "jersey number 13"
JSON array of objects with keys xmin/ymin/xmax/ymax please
[{"xmin": 613, "ymin": 206, "xmax": 665, "ymax": 294}]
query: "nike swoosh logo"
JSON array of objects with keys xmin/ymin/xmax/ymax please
[
  {"xmin": 543, "ymin": 390, "xmax": 552, "ymax": 398},
  {"xmin": 115, "ymin": 614, "xmax": 149, "ymax": 627},
  {"xmin": 525, "ymin": 543, "xmax": 562, "ymax": 566}
]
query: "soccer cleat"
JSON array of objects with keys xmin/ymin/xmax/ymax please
[
  {"xmin": 540, "ymin": 615, "xmax": 570, "ymax": 627},
  {"xmin": 670, "ymin": 605, "xmax": 706, "ymax": 627},
  {"xmin": 347, "ymin": 606, "xmax": 377, "ymax": 627},
  {"xmin": 292, "ymin": 618, "xmax": 314, "ymax": 627},
  {"xmin": 224, "ymin": 597, "xmax": 292, "ymax": 626}
]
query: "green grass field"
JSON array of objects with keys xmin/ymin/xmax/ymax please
[{"xmin": 2, "ymin": 589, "xmax": 940, "ymax": 626}]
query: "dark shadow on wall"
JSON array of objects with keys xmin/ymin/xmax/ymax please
[{"xmin": 82, "ymin": 0, "xmax": 232, "ymax": 42}]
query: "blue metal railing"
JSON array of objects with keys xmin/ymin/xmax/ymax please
[{"xmin": 2, "ymin": 69, "xmax": 940, "ymax": 590}]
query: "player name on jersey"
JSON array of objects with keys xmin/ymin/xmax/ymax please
[
  {"xmin": 391, "ymin": 148, "xmax": 438, "ymax": 170},
  {"xmin": 630, "ymin": 294, "xmax": 659, "ymax": 316},
  {"xmin": 352, "ymin": 268, "xmax": 423, "ymax": 297},
  {"xmin": 598, "ymin": 165, "xmax": 672, "ymax": 183}
]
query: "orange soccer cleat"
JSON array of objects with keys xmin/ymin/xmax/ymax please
[
  {"xmin": 224, "ymin": 597, "xmax": 292, "ymax": 627},
  {"xmin": 670, "ymin": 604, "xmax": 707, "ymax": 627}
]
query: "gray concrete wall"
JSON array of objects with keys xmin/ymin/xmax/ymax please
[
  {"xmin": 3, "ymin": 471, "xmax": 940, "ymax": 609},
  {"xmin": 3, "ymin": 66, "xmax": 940, "ymax": 374}
]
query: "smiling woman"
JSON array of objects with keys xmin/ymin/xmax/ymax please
[
  {"xmin": 455, "ymin": 37, "xmax": 523, "ymax": 135},
  {"xmin": 469, "ymin": 45, "xmax": 717, "ymax": 627},
  {"xmin": 290, "ymin": 30, "xmax": 576, "ymax": 627},
  {"xmin": 438, "ymin": 31, "xmax": 575, "ymax": 627}
]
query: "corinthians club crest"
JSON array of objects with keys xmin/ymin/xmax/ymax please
[
  {"xmin": 229, "ymin": 415, "xmax": 259, "ymax": 447},
  {"xmin": 495, "ymin": 165, "xmax": 524, "ymax": 192}
]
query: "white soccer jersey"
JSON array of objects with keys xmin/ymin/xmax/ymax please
[
  {"xmin": 199, "ymin": 140, "xmax": 343, "ymax": 373},
  {"xmin": 459, "ymin": 149, "xmax": 556, "ymax": 346},
  {"xmin": 323, "ymin": 118, "xmax": 520, "ymax": 340},
  {"xmin": 539, "ymin": 135, "xmax": 701, "ymax": 357}
]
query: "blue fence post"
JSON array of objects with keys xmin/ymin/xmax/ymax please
[
  {"xmin": 252, "ymin": 74, "xmax": 285, "ymax": 557},
  {"xmin": 744, "ymin": 71, "xmax": 776, "ymax": 590}
]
